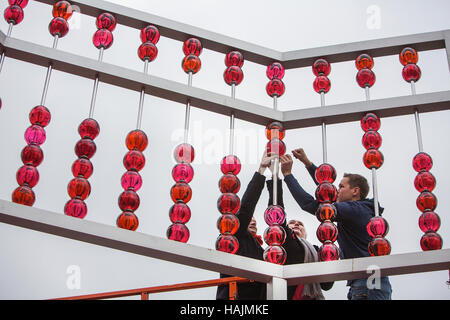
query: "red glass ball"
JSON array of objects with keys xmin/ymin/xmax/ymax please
[
  {"xmin": 368, "ymin": 237, "xmax": 391, "ymax": 256},
  {"xmin": 118, "ymin": 189, "xmax": 140, "ymax": 212},
  {"xmin": 183, "ymin": 38, "xmax": 202, "ymax": 56},
  {"xmin": 126, "ymin": 129, "xmax": 148, "ymax": 151},
  {"xmin": 356, "ymin": 68, "xmax": 376, "ymax": 88},
  {"xmin": 363, "ymin": 149, "xmax": 384, "ymax": 169},
  {"xmin": 29, "ymin": 105, "xmax": 51, "ymax": 127},
  {"xmin": 367, "ymin": 216, "xmax": 389, "ymax": 237},
  {"xmin": 217, "ymin": 213, "xmax": 240, "ymax": 235},
  {"xmin": 313, "ymin": 75, "xmax": 331, "ymax": 93},
  {"xmin": 121, "ymin": 170, "xmax": 142, "ymax": 191},
  {"xmin": 263, "ymin": 245, "xmax": 287, "ymax": 265},
  {"xmin": 414, "ymin": 171, "xmax": 436, "ymax": 192},
  {"xmin": 265, "ymin": 121, "xmax": 285, "ymax": 140},
  {"xmin": 4, "ymin": 5, "xmax": 23, "ymax": 25},
  {"xmin": 170, "ymin": 182, "xmax": 192, "ymax": 203},
  {"xmin": 172, "ymin": 162, "xmax": 194, "ymax": 183},
  {"xmin": 78, "ymin": 118, "xmax": 100, "ymax": 140},
  {"xmin": 52, "ymin": 1, "xmax": 73, "ymax": 20},
  {"xmin": 312, "ymin": 58, "xmax": 331, "ymax": 76},
  {"xmin": 225, "ymin": 51, "xmax": 244, "ymax": 67},
  {"xmin": 266, "ymin": 79, "xmax": 285, "ymax": 97},
  {"xmin": 93, "ymin": 29, "xmax": 113, "ymax": 49},
  {"xmin": 399, "ymin": 47, "xmax": 418, "ymax": 66},
  {"xmin": 217, "ymin": 193, "xmax": 240, "ymax": 214},
  {"xmin": 263, "ymin": 225, "xmax": 286, "ymax": 246},
  {"xmin": 412, "ymin": 152, "xmax": 432, "ymax": 172},
  {"xmin": 12, "ymin": 185, "xmax": 35, "ymax": 206},
  {"xmin": 416, "ymin": 191, "xmax": 437, "ymax": 212},
  {"xmin": 216, "ymin": 234, "xmax": 239, "ymax": 254},
  {"xmin": 318, "ymin": 242, "xmax": 340, "ymax": 261},
  {"xmin": 316, "ymin": 202, "xmax": 337, "ymax": 222},
  {"xmin": 25, "ymin": 125, "xmax": 46, "ymax": 146},
  {"xmin": 117, "ymin": 211, "xmax": 139, "ymax": 231},
  {"xmin": 420, "ymin": 231, "xmax": 442, "ymax": 251},
  {"xmin": 21, "ymin": 144, "xmax": 43, "ymax": 166},
  {"xmin": 355, "ymin": 53, "xmax": 374, "ymax": 70},
  {"xmin": 123, "ymin": 150, "xmax": 145, "ymax": 171},
  {"xmin": 49, "ymin": 17, "xmax": 69, "ymax": 38},
  {"xmin": 169, "ymin": 202, "xmax": 191, "ymax": 224},
  {"xmin": 75, "ymin": 138, "xmax": 97, "ymax": 159},
  {"xmin": 264, "ymin": 205, "xmax": 286, "ymax": 225},
  {"xmin": 8, "ymin": 0, "xmax": 28, "ymax": 9},
  {"xmin": 402, "ymin": 64, "xmax": 421, "ymax": 83},
  {"xmin": 266, "ymin": 62, "xmax": 285, "ymax": 80},
  {"xmin": 96, "ymin": 12, "xmax": 116, "ymax": 31},
  {"xmin": 138, "ymin": 42, "xmax": 158, "ymax": 62},
  {"xmin": 182, "ymin": 54, "xmax": 202, "ymax": 74},
  {"xmin": 140, "ymin": 25, "xmax": 160, "ymax": 44},
  {"xmin": 174, "ymin": 143, "xmax": 195, "ymax": 163},
  {"xmin": 361, "ymin": 112, "xmax": 380, "ymax": 132},
  {"xmin": 266, "ymin": 138, "xmax": 286, "ymax": 156},
  {"xmin": 68, "ymin": 177, "xmax": 91, "ymax": 200},
  {"xmin": 219, "ymin": 173, "xmax": 240, "ymax": 194},
  {"xmin": 167, "ymin": 223, "xmax": 190, "ymax": 243},
  {"xmin": 362, "ymin": 130, "xmax": 382, "ymax": 150},
  {"xmin": 16, "ymin": 165, "xmax": 39, "ymax": 187},
  {"xmin": 220, "ymin": 155, "xmax": 241, "ymax": 175},
  {"xmin": 72, "ymin": 158, "xmax": 93, "ymax": 179},
  {"xmin": 64, "ymin": 198, "xmax": 87, "ymax": 219},
  {"xmin": 315, "ymin": 182, "xmax": 338, "ymax": 203},
  {"xmin": 316, "ymin": 221, "xmax": 338, "ymax": 243},
  {"xmin": 315, "ymin": 163, "xmax": 337, "ymax": 184},
  {"xmin": 419, "ymin": 211, "xmax": 440, "ymax": 233},
  {"xmin": 224, "ymin": 66, "xmax": 243, "ymax": 86}
]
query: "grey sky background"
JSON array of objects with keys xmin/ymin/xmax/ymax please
[{"xmin": 0, "ymin": 0, "xmax": 449, "ymax": 299}]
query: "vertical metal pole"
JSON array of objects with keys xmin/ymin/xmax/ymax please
[
  {"xmin": 6, "ymin": 22, "xmax": 13, "ymax": 37},
  {"xmin": 0, "ymin": 24, "xmax": 14, "ymax": 73},
  {"xmin": 410, "ymin": 80, "xmax": 424, "ymax": 152},
  {"xmin": 320, "ymin": 92, "xmax": 327, "ymax": 164},
  {"xmin": 273, "ymin": 95, "xmax": 278, "ymax": 111},
  {"xmin": 267, "ymin": 277, "xmax": 287, "ymax": 300},
  {"xmin": 183, "ymin": 72, "xmax": 193, "ymax": 144},
  {"xmin": 229, "ymin": 112, "xmax": 235, "ymax": 155},
  {"xmin": 88, "ymin": 48, "xmax": 104, "ymax": 119},
  {"xmin": 365, "ymin": 86, "xmax": 370, "ymax": 101},
  {"xmin": 272, "ymin": 157, "xmax": 279, "ymax": 206},
  {"xmin": 372, "ymin": 168, "xmax": 380, "ymax": 216},
  {"xmin": 231, "ymin": 83, "xmax": 236, "ymax": 99},
  {"xmin": 136, "ymin": 60, "xmax": 149, "ymax": 130},
  {"xmin": 40, "ymin": 36, "xmax": 59, "ymax": 106}
]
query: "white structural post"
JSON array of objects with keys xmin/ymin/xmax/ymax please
[{"xmin": 267, "ymin": 277, "xmax": 287, "ymax": 300}]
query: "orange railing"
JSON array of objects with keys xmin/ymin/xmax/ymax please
[{"xmin": 52, "ymin": 277, "xmax": 252, "ymax": 300}]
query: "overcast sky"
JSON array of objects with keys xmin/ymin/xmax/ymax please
[{"xmin": 0, "ymin": 0, "xmax": 449, "ymax": 299}]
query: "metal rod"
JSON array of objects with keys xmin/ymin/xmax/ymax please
[
  {"xmin": 371, "ymin": 168, "xmax": 380, "ymax": 216},
  {"xmin": 7, "ymin": 22, "xmax": 13, "ymax": 37},
  {"xmin": 136, "ymin": 60, "xmax": 149, "ymax": 130},
  {"xmin": 365, "ymin": 86, "xmax": 370, "ymax": 101},
  {"xmin": 88, "ymin": 48, "xmax": 105, "ymax": 118},
  {"xmin": 98, "ymin": 47, "xmax": 104, "ymax": 63},
  {"xmin": 320, "ymin": 91, "xmax": 325, "ymax": 107},
  {"xmin": 272, "ymin": 157, "xmax": 279, "ymax": 206},
  {"xmin": 188, "ymin": 71, "xmax": 193, "ymax": 87},
  {"xmin": 231, "ymin": 84, "xmax": 236, "ymax": 99},
  {"xmin": 414, "ymin": 110, "xmax": 424, "ymax": 152},
  {"xmin": 320, "ymin": 92, "xmax": 328, "ymax": 163},
  {"xmin": 229, "ymin": 112, "xmax": 235, "ymax": 155},
  {"xmin": 273, "ymin": 96, "xmax": 278, "ymax": 111},
  {"xmin": 52, "ymin": 35, "xmax": 59, "ymax": 49},
  {"xmin": 40, "ymin": 64, "xmax": 53, "ymax": 106},
  {"xmin": 410, "ymin": 80, "xmax": 417, "ymax": 96},
  {"xmin": 183, "ymin": 100, "xmax": 191, "ymax": 144}
]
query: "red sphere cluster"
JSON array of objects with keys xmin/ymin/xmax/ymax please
[
  {"xmin": 138, "ymin": 25, "xmax": 159, "ymax": 62},
  {"xmin": 92, "ymin": 12, "xmax": 116, "ymax": 49},
  {"xmin": 182, "ymin": 38, "xmax": 202, "ymax": 74},
  {"xmin": 266, "ymin": 62, "xmax": 285, "ymax": 97},
  {"xmin": 400, "ymin": 47, "xmax": 421, "ymax": 83},
  {"xmin": 355, "ymin": 53, "xmax": 376, "ymax": 88},
  {"xmin": 49, "ymin": 1, "xmax": 73, "ymax": 38},
  {"xmin": 224, "ymin": 51, "xmax": 244, "ymax": 86},
  {"xmin": 312, "ymin": 58, "xmax": 331, "ymax": 94},
  {"xmin": 4, "ymin": 0, "xmax": 29, "ymax": 25}
]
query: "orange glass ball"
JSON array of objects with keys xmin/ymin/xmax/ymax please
[
  {"xmin": 182, "ymin": 54, "xmax": 201, "ymax": 74},
  {"xmin": 117, "ymin": 211, "xmax": 139, "ymax": 231},
  {"xmin": 399, "ymin": 47, "xmax": 418, "ymax": 66},
  {"xmin": 265, "ymin": 121, "xmax": 285, "ymax": 140},
  {"xmin": 52, "ymin": 1, "xmax": 73, "ymax": 20},
  {"xmin": 368, "ymin": 236, "xmax": 391, "ymax": 256},
  {"xmin": 68, "ymin": 177, "xmax": 91, "ymax": 200},
  {"xmin": 363, "ymin": 149, "xmax": 384, "ymax": 169},
  {"xmin": 170, "ymin": 182, "xmax": 192, "ymax": 203},
  {"xmin": 12, "ymin": 185, "xmax": 35, "ymax": 206},
  {"xmin": 355, "ymin": 53, "xmax": 374, "ymax": 70},
  {"xmin": 126, "ymin": 129, "xmax": 148, "ymax": 151},
  {"xmin": 219, "ymin": 173, "xmax": 240, "ymax": 194},
  {"xmin": 316, "ymin": 202, "xmax": 337, "ymax": 222},
  {"xmin": 217, "ymin": 213, "xmax": 240, "ymax": 235}
]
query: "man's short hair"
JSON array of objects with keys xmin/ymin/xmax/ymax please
[{"xmin": 343, "ymin": 173, "xmax": 370, "ymax": 200}]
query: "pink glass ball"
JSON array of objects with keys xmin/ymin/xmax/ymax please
[
  {"xmin": 72, "ymin": 158, "xmax": 93, "ymax": 179},
  {"xmin": 265, "ymin": 121, "xmax": 285, "ymax": 140},
  {"xmin": 316, "ymin": 202, "xmax": 337, "ymax": 222},
  {"xmin": 266, "ymin": 62, "xmax": 285, "ymax": 80},
  {"xmin": 68, "ymin": 177, "xmax": 91, "ymax": 200},
  {"xmin": 170, "ymin": 182, "xmax": 192, "ymax": 203},
  {"xmin": 216, "ymin": 234, "xmax": 239, "ymax": 254},
  {"xmin": 52, "ymin": 1, "xmax": 73, "ymax": 20},
  {"xmin": 225, "ymin": 51, "xmax": 244, "ymax": 67},
  {"xmin": 217, "ymin": 193, "xmax": 240, "ymax": 214},
  {"xmin": 21, "ymin": 144, "xmax": 43, "ymax": 166},
  {"xmin": 312, "ymin": 58, "xmax": 331, "ymax": 76},
  {"xmin": 220, "ymin": 155, "xmax": 241, "ymax": 175},
  {"xmin": 366, "ymin": 216, "xmax": 389, "ymax": 238},
  {"xmin": 78, "ymin": 118, "xmax": 100, "ymax": 140},
  {"xmin": 183, "ymin": 38, "xmax": 202, "ymax": 56},
  {"xmin": 121, "ymin": 170, "xmax": 142, "ymax": 191},
  {"xmin": 224, "ymin": 66, "xmax": 244, "ymax": 86},
  {"xmin": 25, "ymin": 125, "xmax": 46, "ymax": 146},
  {"xmin": 16, "ymin": 165, "xmax": 39, "ymax": 187},
  {"xmin": 362, "ymin": 130, "xmax": 382, "ymax": 150},
  {"xmin": 264, "ymin": 205, "xmax": 286, "ymax": 225},
  {"xmin": 368, "ymin": 237, "xmax": 391, "ymax": 256},
  {"xmin": 263, "ymin": 225, "xmax": 286, "ymax": 246},
  {"xmin": 96, "ymin": 12, "xmax": 116, "ymax": 31},
  {"xmin": 138, "ymin": 42, "xmax": 158, "ymax": 62},
  {"xmin": 123, "ymin": 150, "xmax": 145, "ymax": 171},
  {"xmin": 126, "ymin": 129, "xmax": 148, "ymax": 151},
  {"xmin": 140, "ymin": 25, "xmax": 160, "ymax": 44},
  {"xmin": 29, "ymin": 105, "xmax": 51, "ymax": 127},
  {"xmin": 266, "ymin": 138, "xmax": 286, "ymax": 156},
  {"xmin": 313, "ymin": 75, "xmax": 331, "ymax": 93},
  {"xmin": 318, "ymin": 242, "xmax": 340, "ymax": 261},
  {"xmin": 419, "ymin": 211, "xmax": 440, "ymax": 233},
  {"xmin": 399, "ymin": 47, "xmax": 418, "ymax": 66},
  {"xmin": 266, "ymin": 79, "xmax": 285, "ymax": 97},
  {"xmin": 49, "ymin": 17, "xmax": 69, "ymax": 38},
  {"xmin": 169, "ymin": 202, "xmax": 191, "ymax": 224},
  {"xmin": 412, "ymin": 152, "xmax": 432, "ymax": 172},
  {"xmin": 219, "ymin": 173, "xmax": 240, "ymax": 194},
  {"xmin": 315, "ymin": 182, "xmax": 338, "ymax": 203},
  {"xmin": 8, "ymin": 0, "xmax": 28, "ymax": 8},
  {"xmin": 75, "ymin": 138, "xmax": 97, "ymax": 159},
  {"xmin": 315, "ymin": 163, "xmax": 337, "ymax": 184},
  {"xmin": 363, "ymin": 149, "xmax": 384, "ymax": 169},
  {"xmin": 174, "ymin": 143, "xmax": 195, "ymax": 163},
  {"xmin": 414, "ymin": 171, "xmax": 436, "ymax": 192},
  {"xmin": 167, "ymin": 223, "xmax": 190, "ymax": 243},
  {"xmin": 64, "ymin": 198, "xmax": 87, "ymax": 218},
  {"xmin": 316, "ymin": 221, "xmax": 338, "ymax": 243},
  {"xmin": 263, "ymin": 245, "xmax": 287, "ymax": 265},
  {"xmin": 4, "ymin": 5, "xmax": 23, "ymax": 25},
  {"xmin": 217, "ymin": 213, "xmax": 240, "ymax": 235},
  {"xmin": 12, "ymin": 185, "xmax": 35, "ymax": 206},
  {"xmin": 117, "ymin": 211, "xmax": 139, "ymax": 231},
  {"xmin": 93, "ymin": 29, "xmax": 113, "ymax": 49},
  {"xmin": 118, "ymin": 190, "xmax": 140, "ymax": 212},
  {"xmin": 420, "ymin": 231, "xmax": 442, "ymax": 251},
  {"xmin": 402, "ymin": 64, "xmax": 421, "ymax": 82},
  {"xmin": 172, "ymin": 162, "xmax": 194, "ymax": 183},
  {"xmin": 416, "ymin": 191, "xmax": 437, "ymax": 212},
  {"xmin": 361, "ymin": 112, "xmax": 380, "ymax": 132},
  {"xmin": 355, "ymin": 54, "xmax": 374, "ymax": 70},
  {"xmin": 356, "ymin": 68, "xmax": 376, "ymax": 88},
  {"xmin": 182, "ymin": 54, "xmax": 201, "ymax": 74}
]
